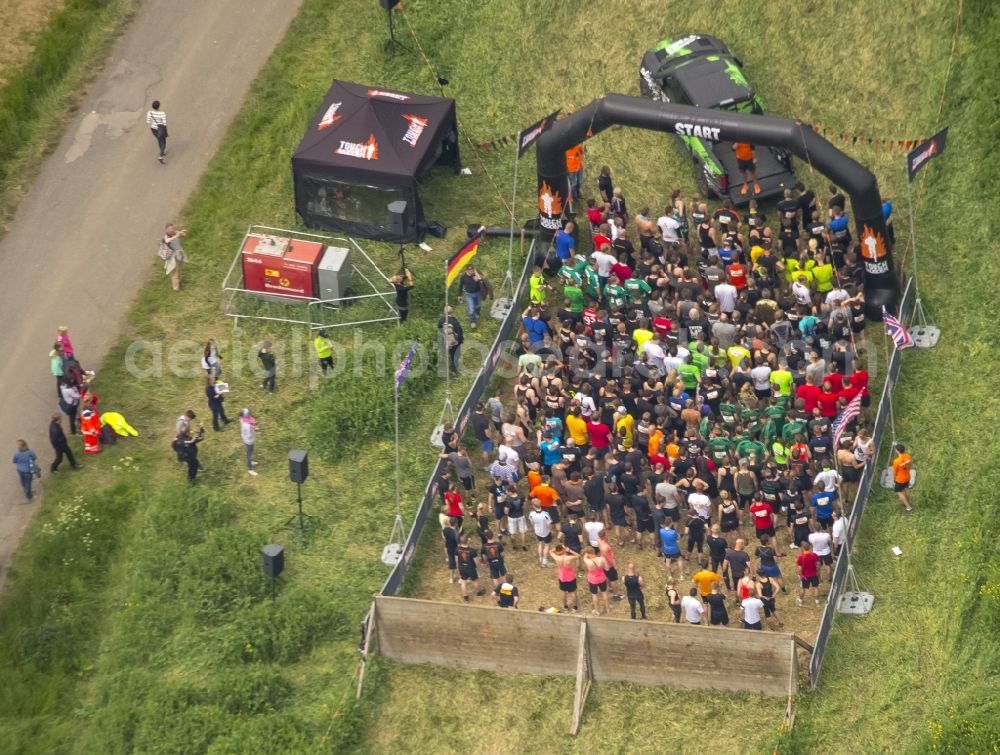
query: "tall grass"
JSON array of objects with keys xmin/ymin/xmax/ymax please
[{"xmin": 0, "ymin": 0, "xmax": 138, "ymax": 232}]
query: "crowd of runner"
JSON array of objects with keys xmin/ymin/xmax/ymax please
[{"xmin": 437, "ymin": 166, "xmax": 890, "ymax": 627}]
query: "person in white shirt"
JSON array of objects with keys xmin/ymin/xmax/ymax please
[
  {"xmin": 643, "ymin": 338, "xmax": 667, "ymax": 375},
  {"xmin": 750, "ymin": 362, "xmax": 772, "ymax": 398},
  {"xmin": 657, "ymin": 211, "xmax": 681, "ymax": 245},
  {"xmin": 688, "ymin": 492, "xmax": 712, "ymax": 520},
  {"xmin": 497, "ymin": 442, "xmax": 520, "ymax": 470},
  {"xmin": 145, "ymin": 99, "xmax": 168, "ymax": 163},
  {"xmin": 528, "ymin": 500, "xmax": 554, "ymax": 566},
  {"xmin": 830, "ymin": 511, "xmax": 846, "ymax": 557},
  {"xmin": 808, "ymin": 529, "xmax": 834, "ymax": 580},
  {"xmin": 813, "ymin": 466, "xmax": 842, "ymax": 494},
  {"xmin": 590, "ymin": 249, "xmax": 617, "ymax": 280},
  {"xmin": 584, "ymin": 514, "xmax": 605, "ymax": 549},
  {"xmin": 825, "ymin": 287, "xmax": 850, "ymax": 308},
  {"xmin": 792, "ymin": 274, "xmax": 812, "ymax": 306},
  {"xmin": 714, "ymin": 281, "xmax": 737, "ymax": 314},
  {"xmin": 741, "ymin": 595, "xmax": 765, "ymax": 629},
  {"xmin": 681, "ymin": 587, "xmax": 705, "ymax": 625}
]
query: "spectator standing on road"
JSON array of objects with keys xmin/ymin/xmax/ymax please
[
  {"xmin": 459, "ymin": 266, "xmax": 485, "ymax": 329},
  {"xmin": 12, "ymin": 439, "xmax": 39, "ymax": 500},
  {"xmin": 241, "ymin": 408, "xmax": 258, "ymax": 476},
  {"xmin": 49, "ymin": 342, "xmax": 66, "ymax": 398},
  {"xmin": 49, "ymin": 414, "xmax": 78, "ymax": 472},
  {"xmin": 146, "ymin": 100, "xmax": 168, "ymax": 163},
  {"xmin": 161, "ymin": 223, "xmax": 188, "ymax": 291},
  {"xmin": 59, "ymin": 379, "xmax": 81, "ymax": 434},
  {"xmin": 258, "ymin": 340, "xmax": 276, "ymax": 393}
]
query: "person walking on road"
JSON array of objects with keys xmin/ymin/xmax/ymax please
[
  {"xmin": 12, "ymin": 439, "xmax": 39, "ymax": 501},
  {"xmin": 161, "ymin": 224, "xmax": 188, "ymax": 291},
  {"xmin": 49, "ymin": 414, "xmax": 78, "ymax": 472},
  {"xmin": 240, "ymin": 408, "xmax": 258, "ymax": 476},
  {"xmin": 146, "ymin": 100, "xmax": 168, "ymax": 163}
]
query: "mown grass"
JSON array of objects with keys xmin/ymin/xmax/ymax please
[
  {"xmin": 1, "ymin": 0, "xmax": 996, "ymax": 753},
  {"xmin": 0, "ymin": 0, "xmax": 139, "ymax": 234}
]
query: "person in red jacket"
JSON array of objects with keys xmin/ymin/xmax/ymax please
[
  {"xmin": 586, "ymin": 417, "xmax": 612, "ymax": 469},
  {"xmin": 796, "ymin": 542, "xmax": 822, "ymax": 605},
  {"xmin": 80, "ymin": 408, "xmax": 101, "ymax": 454}
]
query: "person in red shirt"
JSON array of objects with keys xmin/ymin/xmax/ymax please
[
  {"xmin": 726, "ymin": 261, "xmax": 748, "ymax": 289},
  {"xmin": 749, "ymin": 498, "xmax": 775, "ymax": 539},
  {"xmin": 838, "ymin": 374, "xmax": 861, "ymax": 404},
  {"xmin": 796, "ymin": 374, "xmax": 822, "ymax": 413},
  {"xmin": 652, "ymin": 314, "xmax": 672, "ymax": 336},
  {"xmin": 592, "ymin": 224, "xmax": 612, "ymax": 250},
  {"xmin": 611, "ymin": 256, "xmax": 632, "ymax": 283},
  {"xmin": 816, "ymin": 381, "xmax": 839, "ymax": 418},
  {"xmin": 796, "ymin": 542, "xmax": 821, "ymax": 604},
  {"xmin": 587, "ymin": 418, "xmax": 612, "ymax": 469},
  {"xmin": 443, "ymin": 483, "xmax": 465, "ymax": 522},
  {"xmin": 823, "ymin": 368, "xmax": 844, "ymax": 393},
  {"xmin": 850, "ymin": 358, "xmax": 871, "ymax": 413},
  {"xmin": 585, "ymin": 198, "xmax": 604, "ymax": 228}
]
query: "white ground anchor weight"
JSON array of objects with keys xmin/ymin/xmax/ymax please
[
  {"xmin": 909, "ymin": 297, "xmax": 940, "ymax": 348},
  {"xmin": 836, "ymin": 554, "xmax": 874, "ymax": 616}
]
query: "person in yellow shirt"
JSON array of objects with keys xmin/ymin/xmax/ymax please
[
  {"xmin": 812, "ymin": 254, "xmax": 834, "ymax": 293},
  {"xmin": 727, "ymin": 343, "xmax": 752, "ymax": 370},
  {"xmin": 632, "ymin": 323, "xmax": 654, "ymax": 352},
  {"xmin": 615, "ymin": 407, "xmax": 634, "ymax": 449},
  {"xmin": 565, "ymin": 406, "xmax": 589, "ymax": 447},
  {"xmin": 313, "ymin": 329, "xmax": 334, "ymax": 376},
  {"xmin": 692, "ymin": 559, "xmax": 723, "ymax": 598}
]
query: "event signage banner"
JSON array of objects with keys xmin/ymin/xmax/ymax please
[
  {"xmin": 906, "ymin": 127, "xmax": 947, "ymax": 182},
  {"xmin": 518, "ymin": 109, "xmax": 560, "ymax": 157}
]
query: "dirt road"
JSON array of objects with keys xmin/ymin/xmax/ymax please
[{"xmin": 0, "ymin": 0, "xmax": 303, "ymax": 591}]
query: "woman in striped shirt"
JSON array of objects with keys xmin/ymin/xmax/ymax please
[{"xmin": 146, "ymin": 100, "xmax": 168, "ymax": 163}]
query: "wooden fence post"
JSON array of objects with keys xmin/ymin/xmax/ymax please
[
  {"xmin": 570, "ymin": 619, "xmax": 592, "ymax": 736},
  {"xmin": 356, "ymin": 601, "xmax": 378, "ymax": 700}
]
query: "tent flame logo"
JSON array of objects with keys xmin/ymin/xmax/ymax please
[
  {"xmin": 538, "ymin": 180, "xmax": 562, "ymax": 218},
  {"xmin": 401, "ymin": 114, "xmax": 429, "ymax": 148},
  {"xmin": 368, "ymin": 88, "xmax": 409, "ymax": 101},
  {"xmin": 335, "ymin": 133, "xmax": 379, "ymax": 161},
  {"xmin": 317, "ymin": 101, "xmax": 342, "ymax": 131},
  {"xmin": 859, "ymin": 224, "xmax": 887, "ymax": 260}
]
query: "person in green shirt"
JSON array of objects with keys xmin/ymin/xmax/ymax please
[
  {"xmin": 707, "ymin": 431, "xmax": 733, "ymax": 464},
  {"xmin": 624, "ymin": 276, "xmax": 651, "ymax": 301},
  {"xmin": 582, "ymin": 264, "xmax": 602, "ymax": 301},
  {"xmin": 313, "ymin": 329, "xmax": 334, "ymax": 376},
  {"xmin": 558, "ymin": 265, "xmax": 582, "ymax": 287},
  {"xmin": 571, "ymin": 253, "xmax": 590, "ymax": 273},
  {"xmin": 690, "ymin": 343, "xmax": 710, "ymax": 375},
  {"xmin": 604, "ymin": 274, "xmax": 627, "ymax": 310},
  {"xmin": 736, "ymin": 437, "xmax": 767, "ymax": 460},
  {"xmin": 677, "ymin": 358, "xmax": 700, "ymax": 391},
  {"xmin": 563, "ymin": 281, "xmax": 585, "ymax": 313},
  {"xmin": 770, "ymin": 361, "xmax": 794, "ymax": 397},
  {"xmin": 812, "ymin": 257, "xmax": 834, "ymax": 293}
]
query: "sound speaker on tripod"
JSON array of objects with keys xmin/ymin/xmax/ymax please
[{"xmin": 289, "ymin": 450, "xmax": 309, "ymax": 485}]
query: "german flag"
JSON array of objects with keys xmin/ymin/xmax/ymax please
[{"xmin": 445, "ymin": 235, "xmax": 480, "ymax": 289}]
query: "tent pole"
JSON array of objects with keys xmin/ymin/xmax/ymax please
[{"xmin": 504, "ymin": 147, "xmax": 520, "ymax": 294}]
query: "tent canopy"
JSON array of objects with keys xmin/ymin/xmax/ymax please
[{"xmin": 292, "ymin": 81, "xmax": 458, "ymax": 242}]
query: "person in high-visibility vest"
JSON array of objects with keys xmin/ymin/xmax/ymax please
[
  {"xmin": 80, "ymin": 408, "xmax": 101, "ymax": 454},
  {"xmin": 313, "ymin": 329, "xmax": 334, "ymax": 376}
]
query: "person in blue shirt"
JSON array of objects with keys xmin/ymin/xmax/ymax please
[
  {"xmin": 828, "ymin": 206, "xmax": 851, "ymax": 249},
  {"xmin": 539, "ymin": 433, "xmax": 561, "ymax": 474},
  {"xmin": 659, "ymin": 521, "xmax": 683, "ymax": 579},
  {"xmin": 554, "ymin": 222, "xmax": 576, "ymax": 263},
  {"xmin": 521, "ymin": 305, "xmax": 549, "ymax": 345},
  {"xmin": 810, "ymin": 486, "xmax": 836, "ymax": 529},
  {"xmin": 12, "ymin": 439, "xmax": 38, "ymax": 501},
  {"xmin": 541, "ymin": 412, "xmax": 562, "ymax": 442}
]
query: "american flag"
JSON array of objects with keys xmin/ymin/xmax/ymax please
[
  {"xmin": 882, "ymin": 307, "xmax": 915, "ymax": 350},
  {"xmin": 832, "ymin": 391, "xmax": 864, "ymax": 450},
  {"xmin": 394, "ymin": 342, "xmax": 418, "ymax": 394}
]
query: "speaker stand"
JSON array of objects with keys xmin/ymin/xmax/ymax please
[
  {"xmin": 384, "ymin": 7, "xmax": 409, "ymax": 54},
  {"xmin": 283, "ymin": 482, "xmax": 319, "ymax": 536}
]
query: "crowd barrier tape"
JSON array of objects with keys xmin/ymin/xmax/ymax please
[
  {"xmin": 809, "ymin": 276, "xmax": 915, "ymax": 688},
  {"xmin": 379, "ymin": 240, "xmax": 536, "ymax": 597}
]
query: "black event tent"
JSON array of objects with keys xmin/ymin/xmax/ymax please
[{"xmin": 292, "ymin": 80, "xmax": 459, "ymax": 243}]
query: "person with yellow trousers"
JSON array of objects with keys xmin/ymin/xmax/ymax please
[{"xmin": 100, "ymin": 411, "xmax": 138, "ymax": 437}]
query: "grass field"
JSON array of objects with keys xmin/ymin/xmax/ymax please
[
  {"xmin": 0, "ymin": 0, "xmax": 997, "ymax": 753},
  {"xmin": 0, "ymin": 0, "xmax": 139, "ymax": 234}
]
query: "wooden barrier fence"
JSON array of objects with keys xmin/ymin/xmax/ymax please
[{"xmin": 362, "ymin": 596, "xmax": 806, "ymax": 735}]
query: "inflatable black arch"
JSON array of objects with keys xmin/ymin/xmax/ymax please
[{"xmin": 536, "ymin": 94, "xmax": 898, "ymax": 319}]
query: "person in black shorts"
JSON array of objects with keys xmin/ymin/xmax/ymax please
[
  {"xmin": 705, "ymin": 582, "xmax": 729, "ymax": 626},
  {"xmin": 481, "ymin": 532, "xmax": 507, "ymax": 587},
  {"xmin": 683, "ymin": 512, "xmax": 706, "ymax": 558},
  {"xmin": 443, "ymin": 517, "xmax": 460, "ymax": 583},
  {"xmin": 756, "ymin": 569, "xmax": 779, "ymax": 626},
  {"xmin": 666, "ymin": 580, "xmax": 682, "ymax": 622},
  {"xmin": 391, "ymin": 267, "xmax": 414, "ymax": 323},
  {"xmin": 455, "ymin": 535, "xmax": 485, "ymax": 601},
  {"xmin": 631, "ymin": 493, "xmax": 655, "ymax": 549},
  {"xmin": 623, "ymin": 563, "xmax": 647, "ymax": 620}
]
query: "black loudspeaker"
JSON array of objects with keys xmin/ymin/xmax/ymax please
[
  {"xmin": 387, "ymin": 200, "xmax": 408, "ymax": 236},
  {"xmin": 289, "ymin": 450, "xmax": 309, "ymax": 484},
  {"xmin": 379, "ymin": 0, "xmax": 400, "ymax": 8},
  {"xmin": 426, "ymin": 220, "xmax": 447, "ymax": 239},
  {"xmin": 262, "ymin": 544, "xmax": 285, "ymax": 578}
]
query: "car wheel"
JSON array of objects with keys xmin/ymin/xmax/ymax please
[{"xmin": 695, "ymin": 163, "xmax": 712, "ymax": 199}]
